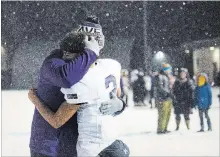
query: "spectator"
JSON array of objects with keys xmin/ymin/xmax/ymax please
[
  {"xmin": 195, "ymin": 73, "xmax": 212, "ymax": 132},
  {"xmin": 132, "ymin": 71, "xmax": 147, "ymax": 106},
  {"xmin": 153, "ymin": 63, "xmax": 174, "ymax": 134},
  {"xmin": 173, "ymin": 68, "xmax": 194, "ymax": 130},
  {"xmin": 121, "ymin": 69, "xmax": 130, "ymax": 105}
]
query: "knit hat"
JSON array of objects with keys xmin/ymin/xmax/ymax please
[
  {"xmin": 60, "ymin": 16, "xmax": 104, "ymax": 53},
  {"xmin": 161, "ymin": 63, "xmax": 172, "ymax": 71},
  {"xmin": 76, "ymin": 16, "xmax": 104, "ymax": 49}
]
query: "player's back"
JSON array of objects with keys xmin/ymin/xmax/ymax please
[{"xmin": 61, "ymin": 58, "xmax": 121, "ymax": 142}]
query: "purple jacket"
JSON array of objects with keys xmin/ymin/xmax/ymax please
[{"xmin": 30, "ymin": 48, "xmax": 97, "ymax": 156}]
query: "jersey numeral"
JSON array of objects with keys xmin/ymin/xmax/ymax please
[{"xmin": 105, "ymin": 75, "xmax": 117, "ymax": 98}]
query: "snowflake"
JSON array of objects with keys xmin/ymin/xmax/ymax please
[
  {"xmin": 183, "ymin": 2, "xmax": 186, "ymax": 5},
  {"xmin": 37, "ymin": 3, "xmax": 40, "ymax": 6},
  {"xmin": 205, "ymin": 32, "xmax": 208, "ymax": 35},
  {"xmin": 12, "ymin": 12, "xmax": 16, "ymax": 15},
  {"xmin": 125, "ymin": 4, "xmax": 128, "ymax": 7},
  {"xmin": 36, "ymin": 13, "xmax": 39, "ymax": 18},
  {"xmin": 106, "ymin": 13, "xmax": 109, "ymax": 17},
  {"xmin": 160, "ymin": 5, "xmax": 162, "ymax": 8},
  {"xmin": 125, "ymin": 26, "xmax": 128, "ymax": 28},
  {"xmin": 25, "ymin": 36, "xmax": 28, "ymax": 39},
  {"xmin": 166, "ymin": 9, "xmax": 169, "ymax": 12},
  {"xmin": 180, "ymin": 7, "xmax": 183, "ymax": 10},
  {"xmin": 139, "ymin": 8, "xmax": 143, "ymax": 10}
]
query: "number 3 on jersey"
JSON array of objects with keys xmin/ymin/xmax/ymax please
[{"xmin": 105, "ymin": 75, "xmax": 117, "ymax": 98}]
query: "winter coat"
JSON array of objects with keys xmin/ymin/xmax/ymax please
[
  {"xmin": 152, "ymin": 74, "xmax": 172, "ymax": 101},
  {"xmin": 132, "ymin": 75, "xmax": 147, "ymax": 103},
  {"xmin": 173, "ymin": 79, "xmax": 194, "ymax": 114},
  {"xmin": 195, "ymin": 73, "xmax": 212, "ymax": 110},
  {"xmin": 195, "ymin": 84, "xmax": 212, "ymax": 110}
]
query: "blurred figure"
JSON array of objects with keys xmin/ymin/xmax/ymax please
[
  {"xmin": 213, "ymin": 62, "xmax": 218, "ymax": 86},
  {"xmin": 149, "ymin": 70, "xmax": 159, "ymax": 108},
  {"xmin": 173, "ymin": 68, "xmax": 194, "ymax": 130},
  {"xmin": 130, "ymin": 69, "xmax": 139, "ymax": 83},
  {"xmin": 153, "ymin": 63, "xmax": 174, "ymax": 134},
  {"xmin": 121, "ymin": 69, "xmax": 130, "ymax": 105},
  {"xmin": 143, "ymin": 71, "xmax": 152, "ymax": 106},
  {"xmin": 132, "ymin": 70, "xmax": 147, "ymax": 106},
  {"xmin": 195, "ymin": 73, "xmax": 212, "ymax": 132},
  {"xmin": 215, "ymin": 71, "xmax": 220, "ymax": 87}
]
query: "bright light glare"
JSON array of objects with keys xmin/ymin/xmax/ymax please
[
  {"xmin": 210, "ymin": 47, "xmax": 215, "ymax": 51},
  {"xmin": 155, "ymin": 51, "xmax": 164, "ymax": 60}
]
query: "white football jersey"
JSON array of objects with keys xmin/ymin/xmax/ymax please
[{"xmin": 61, "ymin": 58, "xmax": 121, "ymax": 156}]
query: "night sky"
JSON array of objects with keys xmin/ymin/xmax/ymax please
[
  {"xmin": 1, "ymin": 1, "xmax": 220, "ymax": 89},
  {"xmin": 2, "ymin": 1, "xmax": 220, "ymax": 51}
]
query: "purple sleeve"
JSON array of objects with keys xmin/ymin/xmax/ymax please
[
  {"xmin": 43, "ymin": 48, "xmax": 97, "ymax": 88},
  {"xmin": 120, "ymin": 78, "xmax": 125, "ymax": 97}
]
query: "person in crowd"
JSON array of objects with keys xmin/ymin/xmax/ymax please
[
  {"xmin": 152, "ymin": 63, "xmax": 175, "ymax": 134},
  {"xmin": 132, "ymin": 70, "xmax": 147, "ymax": 106},
  {"xmin": 173, "ymin": 68, "xmax": 194, "ymax": 130},
  {"xmin": 195, "ymin": 73, "xmax": 212, "ymax": 132},
  {"xmin": 121, "ymin": 69, "xmax": 130, "ymax": 105},
  {"xmin": 143, "ymin": 71, "xmax": 152, "ymax": 106},
  {"xmin": 149, "ymin": 70, "xmax": 159, "ymax": 108}
]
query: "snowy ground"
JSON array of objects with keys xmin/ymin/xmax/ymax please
[{"xmin": 1, "ymin": 87, "xmax": 220, "ymax": 156}]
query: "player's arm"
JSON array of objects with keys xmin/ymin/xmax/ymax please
[
  {"xmin": 43, "ymin": 36, "xmax": 99, "ymax": 88},
  {"xmin": 28, "ymin": 89, "xmax": 80, "ymax": 129},
  {"xmin": 117, "ymin": 87, "xmax": 121, "ymax": 97}
]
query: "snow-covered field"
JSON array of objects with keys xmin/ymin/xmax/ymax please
[{"xmin": 1, "ymin": 88, "xmax": 220, "ymax": 156}]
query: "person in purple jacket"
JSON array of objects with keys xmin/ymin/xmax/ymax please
[{"xmin": 30, "ymin": 16, "xmax": 127, "ymax": 157}]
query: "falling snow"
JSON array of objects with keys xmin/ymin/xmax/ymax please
[{"xmin": 1, "ymin": 1, "xmax": 220, "ymax": 157}]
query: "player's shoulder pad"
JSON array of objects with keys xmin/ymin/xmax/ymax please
[{"xmin": 99, "ymin": 58, "xmax": 121, "ymax": 69}]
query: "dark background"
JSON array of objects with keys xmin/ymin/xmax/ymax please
[{"xmin": 1, "ymin": 1, "xmax": 220, "ymax": 89}]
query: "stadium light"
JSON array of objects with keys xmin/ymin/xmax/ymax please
[
  {"xmin": 210, "ymin": 47, "xmax": 215, "ymax": 51},
  {"xmin": 185, "ymin": 50, "xmax": 190, "ymax": 53},
  {"xmin": 155, "ymin": 51, "xmax": 165, "ymax": 60}
]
